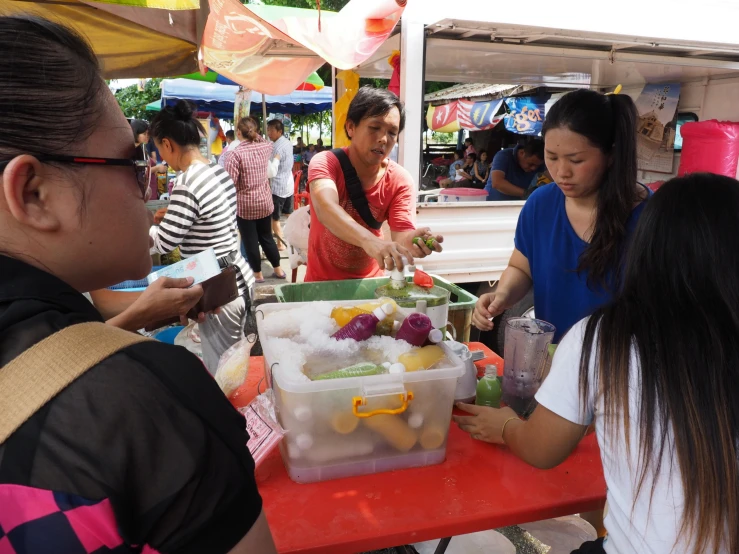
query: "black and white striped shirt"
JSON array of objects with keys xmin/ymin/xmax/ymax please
[{"xmin": 150, "ymin": 162, "xmax": 254, "ymax": 295}]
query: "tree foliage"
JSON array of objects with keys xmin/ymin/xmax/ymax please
[{"xmin": 114, "ymin": 79, "xmax": 162, "ymax": 121}]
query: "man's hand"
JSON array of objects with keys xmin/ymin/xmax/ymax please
[
  {"xmin": 472, "ymin": 291, "xmax": 511, "ymax": 331},
  {"xmin": 407, "ymin": 227, "xmax": 443, "ymax": 259},
  {"xmin": 453, "ymin": 404, "xmax": 520, "ymax": 444},
  {"xmin": 363, "ymin": 238, "xmax": 415, "ymax": 271}
]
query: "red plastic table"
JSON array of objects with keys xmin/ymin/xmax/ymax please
[{"xmin": 230, "ymin": 344, "xmax": 606, "ymax": 554}]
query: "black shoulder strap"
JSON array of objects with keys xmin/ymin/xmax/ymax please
[{"xmin": 331, "ymin": 148, "xmax": 382, "ymax": 230}]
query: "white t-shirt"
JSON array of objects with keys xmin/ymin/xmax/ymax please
[{"xmin": 536, "ymin": 319, "xmax": 723, "ymax": 554}]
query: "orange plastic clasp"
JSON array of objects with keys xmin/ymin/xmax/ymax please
[{"xmin": 352, "ymin": 391, "xmax": 414, "ymax": 418}]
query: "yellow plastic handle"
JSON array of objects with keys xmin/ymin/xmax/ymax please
[{"xmin": 352, "ymin": 392, "xmax": 414, "ymax": 418}]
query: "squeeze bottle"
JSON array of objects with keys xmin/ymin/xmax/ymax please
[
  {"xmin": 475, "ymin": 364, "xmax": 502, "ymax": 408},
  {"xmin": 395, "ymin": 313, "xmax": 433, "ymax": 346},
  {"xmin": 331, "ymin": 303, "xmax": 395, "ymax": 342},
  {"xmin": 397, "ymin": 345, "xmax": 445, "ymax": 372}
]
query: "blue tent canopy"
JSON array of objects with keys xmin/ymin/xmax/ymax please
[{"xmin": 159, "ymin": 78, "xmax": 332, "ymax": 118}]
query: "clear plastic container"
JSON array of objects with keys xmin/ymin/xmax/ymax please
[{"xmin": 256, "ymin": 301, "xmax": 464, "ymax": 484}]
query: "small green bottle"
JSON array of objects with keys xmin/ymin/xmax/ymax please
[{"xmin": 475, "ymin": 364, "xmax": 502, "ymax": 408}]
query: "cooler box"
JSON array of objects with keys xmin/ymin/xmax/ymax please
[
  {"xmin": 256, "ymin": 301, "xmax": 465, "ymax": 484},
  {"xmin": 439, "ymin": 187, "xmax": 487, "ymax": 202},
  {"xmin": 274, "ymin": 275, "xmax": 477, "ymax": 342}
]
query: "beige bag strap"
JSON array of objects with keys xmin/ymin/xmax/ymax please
[{"xmin": 0, "ymin": 322, "xmax": 151, "ymax": 443}]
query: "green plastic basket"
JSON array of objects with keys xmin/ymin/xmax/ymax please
[{"xmin": 274, "ymin": 275, "xmax": 477, "ymax": 342}]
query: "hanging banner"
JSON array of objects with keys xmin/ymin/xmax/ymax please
[
  {"xmin": 203, "ymin": 0, "xmax": 405, "ymax": 96},
  {"xmin": 504, "ymin": 97, "xmax": 545, "ymax": 135},
  {"xmin": 92, "ymin": 0, "xmax": 199, "ymax": 9},
  {"xmin": 634, "ymin": 83, "xmax": 681, "ymax": 173},
  {"xmin": 458, "ymin": 99, "xmax": 504, "ymax": 130},
  {"xmin": 234, "ymin": 89, "xmax": 252, "ymax": 123},
  {"xmin": 426, "ymin": 102, "xmax": 461, "ymax": 133}
]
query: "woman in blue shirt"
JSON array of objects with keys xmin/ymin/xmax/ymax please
[
  {"xmin": 472, "ymin": 89, "xmax": 649, "ymax": 344},
  {"xmin": 466, "ymin": 88, "xmax": 650, "ymax": 543}
]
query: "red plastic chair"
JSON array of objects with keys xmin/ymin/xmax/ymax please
[{"xmin": 293, "ymin": 170, "xmax": 310, "ymax": 211}]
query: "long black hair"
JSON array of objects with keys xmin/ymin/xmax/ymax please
[
  {"xmin": 580, "ymin": 173, "xmax": 739, "ymax": 553},
  {"xmin": 542, "ymin": 89, "xmax": 640, "ymax": 290},
  {"xmin": 150, "ymin": 100, "xmax": 204, "ymax": 147}
]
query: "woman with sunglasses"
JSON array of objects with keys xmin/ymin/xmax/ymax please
[
  {"xmin": 149, "ymin": 100, "xmax": 255, "ymax": 374},
  {"xmin": 0, "ymin": 16, "xmax": 275, "ymax": 553}
]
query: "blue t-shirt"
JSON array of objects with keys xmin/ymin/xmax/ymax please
[
  {"xmin": 485, "ymin": 146, "xmax": 544, "ymax": 201},
  {"xmin": 514, "ymin": 183, "xmax": 650, "ymax": 343}
]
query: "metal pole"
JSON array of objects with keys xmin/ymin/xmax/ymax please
[{"xmin": 262, "ymin": 96, "xmax": 268, "ymax": 135}]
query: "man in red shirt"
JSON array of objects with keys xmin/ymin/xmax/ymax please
[{"xmin": 307, "ymin": 87, "xmax": 443, "ymax": 282}]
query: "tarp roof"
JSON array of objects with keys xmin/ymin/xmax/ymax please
[
  {"xmin": 158, "ymin": 78, "xmax": 332, "ymax": 117},
  {"xmin": 0, "ymin": 0, "xmax": 206, "ymax": 78}
]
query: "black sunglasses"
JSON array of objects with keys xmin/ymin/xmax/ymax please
[{"xmin": 0, "ymin": 154, "xmax": 150, "ymax": 198}]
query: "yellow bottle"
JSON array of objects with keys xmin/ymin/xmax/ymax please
[
  {"xmin": 397, "ymin": 345, "xmax": 445, "ymax": 372},
  {"xmin": 331, "ymin": 299, "xmax": 399, "ymax": 331},
  {"xmin": 419, "ymin": 425, "xmax": 446, "ymax": 450},
  {"xmin": 330, "ymin": 306, "xmax": 369, "ymax": 328},
  {"xmin": 330, "ymin": 411, "xmax": 360, "ymax": 434},
  {"xmin": 355, "ymin": 297, "xmax": 398, "ymax": 313},
  {"xmin": 363, "ymin": 414, "xmax": 417, "ymax": 452}
]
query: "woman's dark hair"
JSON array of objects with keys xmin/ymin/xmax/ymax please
[
  {"xmin": 466, "ymin": 152, "xmax": 477, "ymax": 162},
  {"xmin": 579, "ymin": 174, "xmax": 739, "ymax": 554},
  {"xmin": 464, "ymin": 138, "xmax": 473, "ymax": 145},
  {"xmin": 130, "ymin": 119, "xmax": 149, "ymax": 142},
  {"xmin": 150, "ymin": 100, "xmax": 204, "ymax": 148},
  {"xmin": 0, "ymin": 16, "xmax": 104, "ymax": 163},
  {"xmin": 345, "ymin": 86, "xmax": 405, "ymax": 139},
  {"xmin": 542, "ymin": 89, "xmax": 639, "ymax": 290},
  {"xmin": 225, "ymin": 130, "xmax": 235, "ymax": 140}
]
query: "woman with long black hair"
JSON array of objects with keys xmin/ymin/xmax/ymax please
[
  {"xmin": 473, "ymin": 89, "xmax": 650, "ymax": 343},
  {"xmin": 456, "ymin": 173, "xmax": 738, "ymax": 553},
  {"xmin": 469, "ymin": 89, "xmax": 650, "ymax": 533}
]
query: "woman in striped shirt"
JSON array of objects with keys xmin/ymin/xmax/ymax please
[{"xmin": 149, "ymin": 100, "xmax": 254, "ymax": 373}]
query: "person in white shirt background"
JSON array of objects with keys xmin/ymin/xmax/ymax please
[
  {"xmin": 267, "ymin": 119, "xmax": 295, "ymax": 252},
  {"xmin": 454, "ymin": 173, "xmax": 738, "ymax": 554}
]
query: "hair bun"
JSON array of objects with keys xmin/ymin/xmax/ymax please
[{"xmin": 173, "ymin": 100, "xmax": 194, "ymax": 121}]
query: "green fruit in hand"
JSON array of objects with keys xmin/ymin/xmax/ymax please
[{"xmin": 426, "ymin": 238, "xmax": 436, "ymax": 249}]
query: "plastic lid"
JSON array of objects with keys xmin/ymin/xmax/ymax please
[
  {"xmin": 408, "ymin": 412, "xmax": 424, "ymax": 429},
  {"xmin": 380, "ymin": 302, "xmax": 396, "ymax": 316},
  {"xmin": 484, "ymin": 364, "xmax": 498, "ymax": 376},
  {"xmin": 389, "ymin": 363, "xmax": 406, "ymax": 374},
  {"xmin": 427, "ymin": 329, "xmax": 443, "ymax": 343},
  {"xmin": 440, "ymin": 187, "xmax": 488, "ymax": 196},
  {"xmin": 293, "ymin": 405, "xmax": 313, "ymax": 422},
  {"xmin": 296, "ymin": 433, "xmax": 314, "ymax": 450}
]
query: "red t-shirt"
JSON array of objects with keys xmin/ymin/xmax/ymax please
[{"xmin": 305, "ymin": 148, "xmax": 415, "ymax": 282}]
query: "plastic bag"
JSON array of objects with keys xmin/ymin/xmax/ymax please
[
  {"xmin": 678, "ymin": 120, "xmax": 739, "ymax": 178},
  {"xmin": 238, "ymin": 390, "xmax": 285, "ymax": 468},
  {"xmin": 215, "ymin": 334, "xmax": 256, "ymax": 398},
  {"xmin": 266, "ymin": 157, "xmax": 280, "ymax": 179}
]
